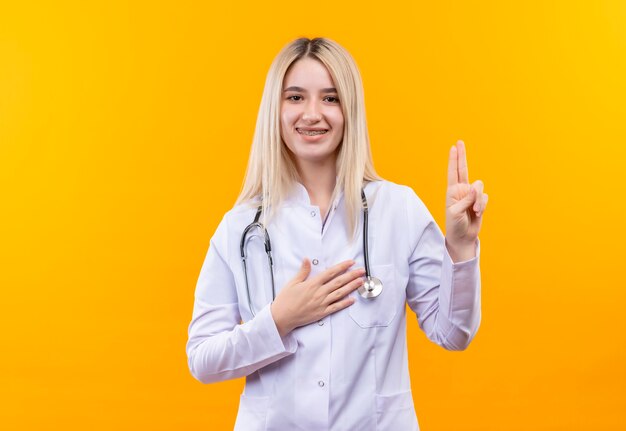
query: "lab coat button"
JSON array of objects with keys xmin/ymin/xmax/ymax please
[
  {"xmin": 310, "ymin": 211, "xmax": 316, "ymax": 217},
  {"xmin": 312, "ymin": 259, "xmax": 319, "ymax": 265},
  {"xmin": 318, "ymin": 380, "xmax": 325, "ymax": 387},
  {"xmin": 318, "ymin": 320, "xmax": 324, "ymax": 326}
]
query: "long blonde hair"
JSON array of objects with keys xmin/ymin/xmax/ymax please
[{"xmin": 235, "ymin": 37, "xmax": 381, "ymax": 241}]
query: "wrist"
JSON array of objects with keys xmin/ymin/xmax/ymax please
[
  {"xmin": 445, "ymin": 238, "xmax": 477, "ymax": 263},
  {"xmin": 270, "ymin": 302, "xmax": 292, "ymax": 338}
]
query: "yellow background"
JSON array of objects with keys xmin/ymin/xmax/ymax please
[{"xmin": 1, "ymin": 1, "xmax": 625, "ymax": 429}]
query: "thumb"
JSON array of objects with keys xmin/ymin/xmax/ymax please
[
  {"xmin": 294, "ymin": 258, "xmax": 312, "ymax": 282},
  {"xmin": 455, "ymin": 187, "xmax": 477, "ymax": 213}
]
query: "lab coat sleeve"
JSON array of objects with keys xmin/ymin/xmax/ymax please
[
  {"xmin": 186, "ymin": 214, "xmax": 298, "ymax": 384},
  {"xmin": 403, "ymin": 187, "xmax": 481, "ymax": 351}
]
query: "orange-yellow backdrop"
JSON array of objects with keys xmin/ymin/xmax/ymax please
[{"xmin": 1, "ymin": 1, "xmax": 625, "ymax": 429}]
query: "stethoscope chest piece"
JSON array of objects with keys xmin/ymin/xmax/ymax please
[{"xmin": 358, "ymin": 276, "xmax": 383, "ymax": 298}]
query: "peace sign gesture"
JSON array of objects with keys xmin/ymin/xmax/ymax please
[{"xmin": 445, "ymin": 140, "xmax": 488, "ymax": 262}]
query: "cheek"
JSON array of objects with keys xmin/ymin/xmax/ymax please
[
  {"xmin": 280, "ymin": 106, "xmax": 297, "ymax": 129},
  {"xmin": 279, "ymin": 110, "xmax": 295, "ymax": 149},
  {"xmin": 332, "ymin": 111, "xmax": 344, "ymax": 132},
  {"xmin": 329, "ymin": 109, "xmax": 344, "ymax": 131},
  {"xmin": 279, "ymin": 110, "xmax": 287, "ymax": 132},
  {"xmin": 328, "ymin": 111, "xmax": 345, "ymax": 147}
]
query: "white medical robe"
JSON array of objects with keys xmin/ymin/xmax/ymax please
[{"xmin": 186, "ymin": 179, "xmax": 481, "ymax": 430}]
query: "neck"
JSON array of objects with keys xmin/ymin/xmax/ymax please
[{"xmin": 295, "ymin": 157, "xmax": 337, "ymax": 214}]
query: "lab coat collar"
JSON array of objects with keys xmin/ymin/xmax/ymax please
[{"xmin": 287, "ymin": 177, "xmax": 344, "ymax": 209}]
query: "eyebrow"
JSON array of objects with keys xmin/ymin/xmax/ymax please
[{"xmin": 282, "ymin": 86, "xmax": 337, "ymax": 93}]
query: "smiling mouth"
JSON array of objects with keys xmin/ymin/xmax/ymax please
[{"xmin": 296, "ymin": 128, "xmax": 328, "ymax": 136}]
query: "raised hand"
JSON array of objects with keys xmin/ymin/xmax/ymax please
[{"xmin": 445, "ymin": 140, "xmax": 488, "ymax": 262}]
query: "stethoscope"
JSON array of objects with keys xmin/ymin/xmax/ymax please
[{"xmin": 240, "ymin": 188, "xmax": 383, "ymax": 317}]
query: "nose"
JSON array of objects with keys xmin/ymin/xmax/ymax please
[{"xmin": 301, "ymin": 100, "xmax": 322, "ymax": 123}]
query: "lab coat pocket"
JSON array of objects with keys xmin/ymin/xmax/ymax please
[
  {"xmin": 348, "ymin": 263, "xmax": 398, "ymax": 328},
  {"xmin": 234, "ymin": 394, "xmax": 269, "ymax": 431},
  {"xmin": 375, "ymin": 390, "xmax": 418, "ymax": 431}
]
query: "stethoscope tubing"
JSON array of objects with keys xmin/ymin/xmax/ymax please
[
  {"xmin": 361, "ymin": 189, "xmax": 372, "ymax": 279},
  {"xmin": 241, "ymin": 187, "xmax": 378, "ymax": 317}
]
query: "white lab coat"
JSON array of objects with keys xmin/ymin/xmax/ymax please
[{"xmin": 186, "ymin": 179, "xmax": 481, "ymax": 430}]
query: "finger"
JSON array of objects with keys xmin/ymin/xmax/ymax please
[
  {"xmin": 321, "ymin": 267, "xmax": 366, "ymax": 295},
  {"xmin": 447, "ymin": 144, "xmax": 458, "ymax": 186},
  {"xmin": 311, "ymin": 259, "xmax": 355, "ymax": 285},
  {"xmin": 293, "ymin": 258, "xmax": 312, "ymax": 283},
  {"xmin": 476, "ymin": 193, "xmax": 488, "ymax": 217},
  {"xmin": 450, "ymin": 185, "xmax": 476, "ymax": 214},
  {"xmin": 471, "ymin": 180, "xmax": 484, "ymax": 212},
  {"xmin": 323, "ymin": 294, "xmax": 356, "ymax": 316},
  {"xmin": 323, "ymin": 275, "xmax": 365, "ymax": 305},
  {"xmin": 457, "ymin": 140, "xmax": 469, "ymax": 184}
]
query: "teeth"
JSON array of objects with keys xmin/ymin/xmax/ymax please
[{"xmin": 297, "ymin": 129, "xmax": 328, "ymax": 136}]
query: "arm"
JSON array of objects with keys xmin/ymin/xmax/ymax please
[
  {"xmin": 186, "ymin": 215, "xmax": 298, "ymax": 384},
  {"xmin": 404, "ymin": 187, "xmax": 481, "ymax": 351}
]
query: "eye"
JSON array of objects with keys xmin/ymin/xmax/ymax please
[
  {"xmin": 324, "ymin": 96, "xmax": 340, "ymax": 103},
  {"xmin": 287, "ymin": 95, "xmax": 302, "ymax": 101}
]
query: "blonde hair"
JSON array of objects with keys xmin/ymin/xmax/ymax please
[{"xmin": 235, "ymin": 37, "xmax": 381, "ymax": 241}]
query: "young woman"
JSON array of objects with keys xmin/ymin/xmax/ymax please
[{"xmin": 186, "ymin": 37, "xmax": 488, "ymax": 430}]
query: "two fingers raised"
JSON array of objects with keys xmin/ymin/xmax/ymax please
[{"xmin": 448, "ymin": 140, "xmax": 469, "ymax": 186}]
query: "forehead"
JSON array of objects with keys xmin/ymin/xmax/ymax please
[{"xmin": 283, "ymin": 57, "xmax": 335, "ymax": 88}]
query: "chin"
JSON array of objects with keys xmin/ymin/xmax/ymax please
[{"xmin": 295, "ymin": 152, "xmax": 334, "ymax": 164}]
